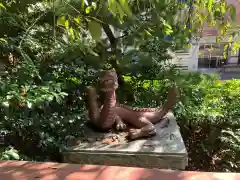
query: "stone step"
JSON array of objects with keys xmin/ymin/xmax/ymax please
[{"xmin": 62, "ymin": 112, "xmax": 188, "ymax": 170}]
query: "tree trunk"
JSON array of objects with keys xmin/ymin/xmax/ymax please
[{"xmin": 102, "ymin": 24, "xmax": 125, "ymax": 87}]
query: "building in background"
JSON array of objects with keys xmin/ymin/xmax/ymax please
[{"xmin": 172, "ymin": 0, "xmax": 240, "ymax": 72}]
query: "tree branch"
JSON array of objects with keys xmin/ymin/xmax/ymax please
[
  {"xmin": 101, "ymin": 23, "xmax": 125, "ymax": 87},
  {"xmin": 102, "ymin": 23, "xmax": 117, "ymax": 49}
]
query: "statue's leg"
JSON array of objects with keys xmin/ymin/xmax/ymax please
[
  {"xmin": 86, "ymin": 87, "xmax": 101, "ymax": 127},
  {"xmin": 86, "ymin": 87, "xmax": 116, "ymax": 130},
  {"xmin": 128, "ymin": 117, "xmax": 156, "ymax": 140},
  {"xmin": 129, "ymin": 117, "xmax": 156, "ymax": 140}
]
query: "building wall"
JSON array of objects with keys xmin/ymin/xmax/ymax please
[
  {"xmin": 172, "ymin": 41, "xmax": 199, "ymax": 71},
  {"xmin": 188, "ymin": 42, "xmax": 200, "ymax": 71}
]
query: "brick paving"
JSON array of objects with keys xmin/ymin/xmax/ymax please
[{"xmin": 0, "ymin": 161, "xmax": 239, "ymax": 180}]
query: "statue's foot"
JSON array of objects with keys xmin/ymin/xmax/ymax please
[
  {"xmin": 116, "ymin": 121, "xmax": 127, "ymax": 131},
  {"xmin": 128, "ymin": 128, "xmax": 156, "ymax": 140},
  {"xmin": 115, "ymin": 116, "xmax": 127, "ymax": 131},
  {"xmin": 128, "ymin": 129, "xmax": 142, "ymax": 140}
]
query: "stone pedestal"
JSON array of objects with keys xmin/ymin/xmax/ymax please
[{"xmin": 62, "ymin": 112, "xmax": 188, "ymax": 170}]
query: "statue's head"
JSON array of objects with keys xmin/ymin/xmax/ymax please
[{"xmin": 100, "ymin": 68, "xmax": 118, "ymax": 92}]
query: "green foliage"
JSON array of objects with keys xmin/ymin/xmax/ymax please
[
  {"xmin": 0, "ymin": 147, "xmax": 20, "ymax": 160},
  {"xmin": 0, "ymin": 3, "xmax": 5, "ymax": 9},
  {"xmin": 122, "ymin": 73, "xmax": 240, "ymax": 172},
  {"xmin": 88, "ymin": 20, "xmax": 101, "ymax": 41}
]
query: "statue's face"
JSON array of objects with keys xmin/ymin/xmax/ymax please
[{"xmin": 100, "ymin": 68, "xmax": 118, "ymax": 92}]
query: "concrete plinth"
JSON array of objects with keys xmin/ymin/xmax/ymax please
[{"xmin": 62, "ymin": 112, "xmax": 188, "ymax": 170}]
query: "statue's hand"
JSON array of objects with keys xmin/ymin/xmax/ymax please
[{"xmin": 86, "ymin": 86, "xmax": 96, "ymax": 93}]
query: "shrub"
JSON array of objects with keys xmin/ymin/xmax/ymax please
[{"xmin": 121, "ymin": 72, "xmax": 240, "ymax": 172}]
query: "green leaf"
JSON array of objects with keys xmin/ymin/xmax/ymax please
[
  {"xmin": 123, "ymin": 75, "xmax": 132, "ymax": 82},
  {"xmin": 229, "ymin": 5, "xmax": 236, "ymax": 21},
  {"xmin": 223, "ymin": 44, "xmax": 228, "ymax": 58},
  {"xmin": 5, "ymin": 150, "xmax": 20, "ymax": 160},
  {"xmin": 108, "ymin": 0, "xmax": 118, "ymax": 17},
  {"xmin": 10, "ymin": 152, "xmax": 20, "ymax": 160},
  {"xmin": 47, "ymin": 95, "xmax": 54, "ymax": 101},
  {"xmin": 81, "ymin": 0, "xmax": 85, "ymax": 9},
  {"xmin": 207, "ymin": 0, "xmax": 214, "ymax": 12},
  {"xmin": 200, "ymin": 13, "xmax": 206, "ymax": 22},
  {"xmin": 2, "ymin": 154, "xmax": 9, "ymax": 160},
  {"xmin": 65, "ymin": 20, "xmax": 69, "ymax": 30},
  {"xmin": 144, "ymin": 29, "xmax": 152, "ymax": 37},
  {"xmin": 119, "ymin": 0, "xmax": 132, "ymax": 17},
  {"xmin": 69, "ymin": 27, "xmax": 75, "ymax": 40},
  {"xmin": 117, "ymin": 3, "xmax": 125, "ymax": 22},
  {"xmin": 162, "ymin": 20, "xmax": 173, "ymax": 35},
  {"xmin": 143, "ymin": 81, "xmax": 151, "ymax": 89},
  {"xmin": 2, "ymin": 101, "xmax": 9, "ymax": 107},
  {"xmin": 57, "ymin": 16, "xmax": 66, "ymax": 26},
  {"xmin": 88, "ymin": 20, "xmax": 101, "ymax": 41},
  {"xmin": 85, "ymin": 6, "xmax": 92, "ymax": 14},
  {"xmin": 228, "ymin": 35, "xmax": 233, "ymax": 43},
  {"xmin": 74, "ymin": 16, "xmax": 81, "ymax": 25},
  {"xmin": 0, "ymin": 3, "xmax": 6, "ymax": 9},
  {"xmin": 55, "ymin": 95, "xmax": 62, "ymax": 104},
  {"xmin": 220, "ymin": 3, "xmax": 226, "ymax": 14},
  {"xmin": 165, "ymin": 28, "xmax": 173, "ymax": 35},
  {"xmin": 0, "ymin": 38, "xmax": 7, "ymax": 44}
]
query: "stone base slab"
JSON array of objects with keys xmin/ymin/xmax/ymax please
[{"xmin": 62, "ymin": 112, "xmax": 188, "ymax": 170}]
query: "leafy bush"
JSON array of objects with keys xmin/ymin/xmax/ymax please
[
  {"xmin": 120, "ymin": 72, "xmax": 240, "ymax": 172},
  {"xmin": 177, "ymin": 74, "xmax": 240, "ymax": 172},
  {"xmin": 0, "ymin": 146, "xmax": 20, "ymax": 160}
]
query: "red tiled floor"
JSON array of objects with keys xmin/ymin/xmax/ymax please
[{"xmin": 0, "ymin": 161, "xmax": 239, "ymax": 180}]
